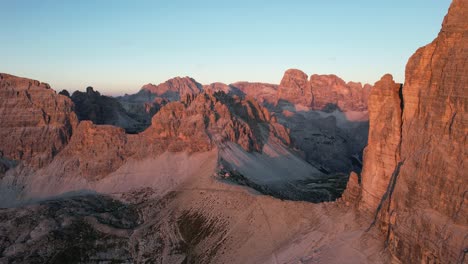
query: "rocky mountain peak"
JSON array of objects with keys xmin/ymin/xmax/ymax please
[
  {"xmin": 141, "ymin": 76, "xmax": 203, "ymax": 101},
  {"xmin": 280, "ymin": 69, "xmax": 309, "ymax": 87},
  {"xmin": 277, "ymin": 69, "xmax": 371, "ymax": 111},
  {"xmin": 278, "ymin": 69, "xmax": 311, "ymax": 106},
  {"xmin": 144, "ymin": 91, "xmax": 289, "ymax": 153},
  {"xmin": 85, "ymin": 86, "xmax": 99, "ymax": 95}
]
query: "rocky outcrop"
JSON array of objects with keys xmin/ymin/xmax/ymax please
[
  {"xmin": 116, "ymin": 77, "xmax": 203, "ymax": 131},
  {"xmin": 141, "ymin": 76, "xmax": 203, "ymax": 101},
  {"xmin": 230, "ymin": 82, "xmax": 279, "ymax": 106},
  {"xmin": 353, "ymin": 1, "xmax": 468, "ymax": 263},
  {"xmin": 203, "ymin": 82, "xmax": 231, "ymax": 94},
  {"xmin": 310, "ymin": 74, "xmax": 371, "ymax": 111},
  {"xmin": 277, "ymin": 69, "xmax": 372, "ymax": 111},
  {"xmin": 204, "ymin": 82, "xmax": 279, "ymax": 106},
  {"xmin": 143, "ymin": 91, "xmax": 290, "ymax": 153},
  {"xmin": 277, "ymin": 69, "xmax": 312, "ymax": 106},
  {"xmin": 0, "ymin": 73, "xmax": 78, "ymax": 168},
  {"xmin": 56, "ymin": 121, "xmax": 130, "ymax": 180},
  {"xmin": 341, "ymin": 172, "xmax": 361, "ymax": 206}
]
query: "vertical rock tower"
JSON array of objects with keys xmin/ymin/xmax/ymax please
[{"xmin": 356, "ymin": 0, "xmax": 467, "ymax": 263}]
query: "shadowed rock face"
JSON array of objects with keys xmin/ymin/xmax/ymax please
[
  {"xmin": 272, "ymin": 70, "xmax": 372, "ymax": 174},
  {"xmin": 205, "ymin": 75, "xmax": 370, "ymax": 175},
  {"xmin": 70, "ymin": 87, "xmax": 147, "ymax": 133},
  {"xmin": 229, "ymin": 82, "xmax": 279, "ymax": 106},
  {"xmin": 0, "ymin": 73, "xmax": 78, "ymax": 169},
  {"xmin": 347, "ymin": 1, "xmax": 468, "ymax": 263}
]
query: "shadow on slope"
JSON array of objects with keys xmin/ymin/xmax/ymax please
[{"xmin": 273, "ymin": 100, "xmax": 368, "ymax": 175}]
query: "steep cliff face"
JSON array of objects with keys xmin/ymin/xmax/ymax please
[
  {"xmin": 355, "ymin": 1, "xmax": 468, "ymax": 263},
  {"xmin": 0, "ymin": 73, "xmax": 78, "ymax": 168},
  {"xmin": 277, "ymin": 69, "xmax": 312, "ymax": 106},
  {"xmin": 359, "ymin": 74, "xmax": 402, "ymax": 213}
]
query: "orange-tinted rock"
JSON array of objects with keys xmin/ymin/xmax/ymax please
[
  {"xmin": 277, "ymin": 69, "xmax": 312, "ymax": 106},
  {"xmin": 310, "ymin": 75, "xmax": 370, "ymax": 111},
  {"xmin": 230, "ymin": 82, "xmax": 279, "ymax": 105},
  {"xmin": 357, "ymin": 1, "xmax": 468, "ymax": 263},
  {"xmin": 57, "ymin": 121, "xmax": 129, "ymax": 180},
  {"xmin": 359, "ymin": 74, "xmax": 402, "ymax": 213},
  {"xmin": 277, "ymin": 69, "xmax": 372, "ymax": 111},
  {"xmin": 203, "ymin": 82, "xmax": 231, "ymax": 94},
  {"xmin": 204, "ymin": 82, "xmax": 279, "ymax": 106},
  {"xmin": 143, "ymin": 92, "xmax": 290, "ymax": 153},
  {"xmin": 341, "ymin": 172, "xmax": 361, "ymax": 206},
  {"xmin": 0, "ymin": 73, "xmax": 78, "ymax": 168},
  {"xmin": 141, "ymin": 76, "xmax": 203, "ymax": 101}
]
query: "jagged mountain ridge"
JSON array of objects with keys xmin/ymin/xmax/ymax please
[
  {"xmin": 59, "ymin": 69, "xmax": 370, "ymax": 176},
  {"xmin": 117, "ymin": 71, "xmax": 371, "ymax": 174},
  {"xmin": 1, "ymin": 77, "xmax": 340, "ymax": 205}
]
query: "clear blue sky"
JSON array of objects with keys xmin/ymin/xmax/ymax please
[{"xmin": 1, "ymin": 0, "xmax": 451, "ymax": 95}]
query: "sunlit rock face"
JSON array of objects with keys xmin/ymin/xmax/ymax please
[
  {"xmin": 358, "ymin": 74, "xmax": 402, "ymax": 213},
  {"xmin": 142, "ymin": 91, "xmax": 290, "ymax": 153},
  {"xmin": 353, "ymin": 1, "xmax": 468, "ymax": 262},
  {"xmin": 278, "ymin": 69, "xmax": 312, "ymax": 106},
  {"xmin": 140, "ymin": 76, "xmax": 203, "ymax": 101},
  {"xmin": 277, "ymin": 69, "xmax": 371, "ymax": 112},
  {"xmin": 309, "ymin": 74, "xmax": 371, "ymax": 112},
  {"xmin": 0, "ymin": 73, "xmax": 78, "ymax": 169}
]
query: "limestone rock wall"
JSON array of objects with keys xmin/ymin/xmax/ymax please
[
  {"xmin": 354, "ymin": 1, "xmax": 468, "ymax": 262},
  {"xmin": 0, "ymin": 73, "xmax": 78, "ymax": 168}
]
